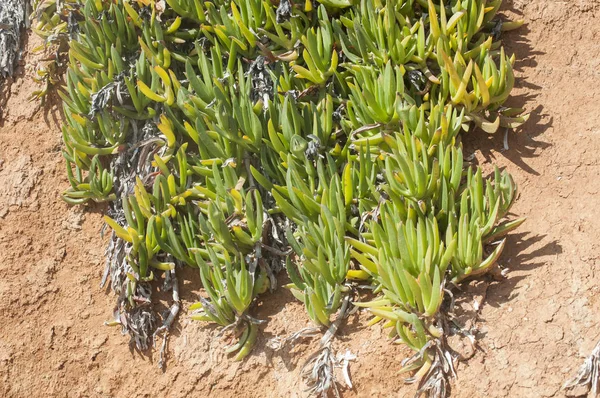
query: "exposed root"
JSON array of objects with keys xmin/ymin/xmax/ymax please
[
  {"xmin": 413, "ymin": 341, "xmax": 458, "ymax": 398},
  {"xmin": 564, "ymin": 340, "xmax": 600, "ymax": 397},
  {"xmin": 123, "ymin": 304, "xmax": 156, "ymax": 351},
  {"xmin": 266, "ymin": 326, "xmax": 321, "ymax": 351},
  {"xmin": 103, "ymin": 231, "xmax": 129, "ymax": 294},
  {"xmin": 153, "ymin": 268, "xmax": 180, "ymax": 370},
  {"xmin": 400, "ymin": 337, "xmax": 458, "ymax": 398},
  {"xmin": 301, "ymin": 294, "xmax": 355, "ymax": 397},
  {"xmin": 337, "ymin": 349, "xmax": 357, "ymax": 389},
  {"xmin": 320, "ymin": 294, "xmax": 351, "ymax": 346},
  {"xmin": 401, "ymin": 306, "xmax": 476, "ymax": 398},
  {"xmin": 302, "ymin": 343, "xmax": 340, "ymax": 397},
  {"xmin": 101, "ymin": 120, "xmax": 181, "ymax": 362}
]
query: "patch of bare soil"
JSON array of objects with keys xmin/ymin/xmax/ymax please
[{"xmin": 1, "ymin": 1, "xmax": 599, "ymax": 396}]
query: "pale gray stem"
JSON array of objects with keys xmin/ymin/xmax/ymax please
[
  {"xmin": 261, "ymin": 243, "xmax": 292, "ymax": 256},
  {"xmin": 321, "ymin": 294, "xmax": 351, "ymax": 347},
  {"xmin": 153, "ymin": 269, "xmax": 180, "ymax": 370},
  {"xmin": 100, "ymin": 260, "xmax": 111, "ymax": 288},
  {"xmin": 564, "ymin": 339, "xmax": 600, "ymax": 397},
  {"xmin": 301, "ymin": 294, "xmax": 353, "ymax": 397}
]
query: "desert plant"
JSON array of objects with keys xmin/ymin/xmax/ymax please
[{"xmin": 32, "ymin": 0, "xmax": 527, "ymax": 396}]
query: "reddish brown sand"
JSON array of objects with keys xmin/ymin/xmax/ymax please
[{"xmin": 1, "ymin": 1, "xmax": 599, "ymax": 396}]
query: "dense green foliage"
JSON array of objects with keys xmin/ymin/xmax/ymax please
[{"xmin": 34, "ymin": 0, "xmax": 526, "ymax": 394}]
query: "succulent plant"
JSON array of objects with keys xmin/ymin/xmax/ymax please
[{"xmin": 33, "ymin": 0, "xmax": 526, "ymax": 395}]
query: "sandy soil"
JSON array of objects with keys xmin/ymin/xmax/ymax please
[{"xmin": 1, "ymin": 0, "xmax": 600, "ymax": 396}]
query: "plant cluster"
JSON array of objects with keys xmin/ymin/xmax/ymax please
[
  {"xmin": 35, "ymin": 0, "xmax": 526, "ymax": 395},
  {"xmin": 28, "ymin": 0, "xmax": 81, "ymax": 100}
]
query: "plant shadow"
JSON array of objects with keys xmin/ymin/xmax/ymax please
[
  {"xmin": 252, "ymin": 273, "xmax": 320, "ymax": 372},
  {"xmin": 462, "ymin": 17, "xmax": 551, "ymax": 176},
  {"xmin": 444, "ymin": 5, "xmax": 562, "ymax": 362}
]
